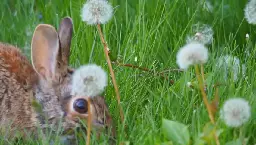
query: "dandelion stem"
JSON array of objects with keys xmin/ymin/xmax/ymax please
[
  {"xmin": 200, "ymin": 64, "xmax": 206, "ymax": 87},
  {"xmin": 233, "ymin": 129, "xmax": 237, "ymax": 139},
  {"xmin": 195, "ymin": 64, "xmax": 214, "ymax": 122},
  {"xmin": 96, "ymin": 24, "xmax": 124, "ymax": 123},
  {"xmin": 239, "ymin": 127, "xmax": 245, "ymax": 145},
  {"xmin": 86, "ymin": 99, "xmax": 92, "ymax": 145},
  {"xmin": 113, "ymin": 62, "xmax": 150, "ymax": 71},
  {"xmin": 194, "ymin": 64, "xmax": 220, "ymax": 145}
]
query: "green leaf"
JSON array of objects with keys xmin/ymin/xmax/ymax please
[
  {"xmin": 200, "ymin": 123, "xmax": 223, "ymax": 145},
  {"xmin": 162, "ymin": 118, "xmax": 190, "ymax": 145},
  {"xmin": 160, "ymin": 141, "xmax": 173, "ymax": 145},
  {"xmin": 225, "ymin": 139, "xmax": 242, "ymax": 145},
  {"xmin": 201, "ymin": 123, "xmax": 216, "ymax": 142},
  {"xmin": 194, "ymin": 136, "xmax": 206, "ymax": 145}
]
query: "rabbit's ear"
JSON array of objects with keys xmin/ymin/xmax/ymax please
[
  {"xmin": 58, "ymin": 17, "xmax": 73, "ymax": 66},
  {"xmin": 31, "ymin": 24, "xmax": 60, "ymax": 81}
]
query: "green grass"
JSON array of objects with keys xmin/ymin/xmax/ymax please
[{"xmin": 1, "ymin": 0, "xmax": 256, "ymax": 144}]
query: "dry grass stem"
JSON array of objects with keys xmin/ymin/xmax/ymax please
[
  {"xmin": 194, "ymin": 64, "xmax": 220, "ymax": 145},
  {"xmin": 112, "ymin": 62, "xmax": 175, "ymax": 84},
  {"xmin": 86, "ymin": 99, "xmax": 92, "ymax": 145},
  {"xmin": 96, "ymin": 24, "xmax": 124, "ymax": 123}
]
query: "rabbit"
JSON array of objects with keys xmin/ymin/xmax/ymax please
[{"xmin": 0, "ymin": 17, "xmax": 115, "ymax": 143}]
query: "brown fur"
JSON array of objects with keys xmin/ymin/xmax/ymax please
[
  {"xmin": 91, "ymin": 96, "xmax": 116, "ymax": 138},
  {"xmin": 0, "ymin": 43, "xmax": 37, "ymax": 88},
  {"xmin": 0, "ymin": 43, "xmax": 38, "ymax": 134}
]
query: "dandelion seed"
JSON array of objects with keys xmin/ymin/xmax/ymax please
[
  {"xmin": 176, "ymin": 42, "xmax": 208, "ymax": 69},
  {"xmin": 203, "ymin": 0, "xmax": 213, "ymax": 13},
  {"xmin": 26, "ymin": 26, "xmax": 33, "ymax": 37},
  {"xmin": 216, "ymin": 55, "xmax": 246, "ymax": 82},
  {"xmin": 81, "ymin": 0, "xmax": 113, "ymax": 25},
  {"xmin": 221, "ymin": 98, "xmax": 251, "ymax": 127},
  {"xmin": 13, "ymin": 11, "xmax": 17, "ymax": 16},
  {"xmin": 244, "ymin": 0, "xmax": 256, "ymax": 24},
  {"xmin": 71, "ymin": 64, "xmax": 108, "ymax": 97},
  {"xmin": 246, "ymin": 33, "xmax": 250, "ymax": 39},
  {"xmin": 134, "ymin": 56, "xmax": 138, "ymax": 62},
  {"xmin": 246, "ymin": 33, "xmax": 250, "ymax": 41},
  {"xmin": 186, "ymin": 23, "xmax": 214, "ymax": 45},
  {"xmin": 187, "ymin": 82, "xmax": 192, "ymax": 87}
]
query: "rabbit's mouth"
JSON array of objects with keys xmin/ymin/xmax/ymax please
[
  {"xmin": 92, "ymin": 120, "xmax": 105, "ymax": 128},
  {"xmin": 62, "ymin": 121, "xmax": 102, "ymax": 135}
]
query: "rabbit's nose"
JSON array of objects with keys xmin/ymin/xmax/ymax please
[{"xmin": 73, "ymin": 98, "xmax": 88, "ymax": 114}]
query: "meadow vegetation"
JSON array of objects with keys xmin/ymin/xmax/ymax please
[{"xmin": 0, "ymin": 0, "xmax": 256, "ymax": 144}]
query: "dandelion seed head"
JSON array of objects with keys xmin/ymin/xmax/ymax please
[
  {"xmin": 186, "ymin": 23, "xmax": 214, "ymax": 45},
  {"xmin": 221, "ymin": 98, "xmax": 251, "ymax": 127},
  {"xmin": 244, "ymin": 0, "xmax": 256, "ymax": 24},
  {"xmin": 71, "ymin": 64, "xmax": 108, "ymax": 98},
  {"xmin": 216, "ymin": 55, "xmax": 246, "ymax": 82},
  {"xmin": 176, "ymin": 42, "xmax": 208, "ymax": 69},
  {"xmin": 81, "ymin": 0, "xmax": 113, "ymax": 25}
]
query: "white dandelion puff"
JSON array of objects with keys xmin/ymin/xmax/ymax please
[
  {"xmin": 186, "ymin": 23, "xmax": 214, "ymax": 45},
  {"xmin": 176, "ymin": 42, "xmax": 208, "ymax": 69},
  {"xmin": 244, "ymin": 0, "xmax": 256, "ymax": 24},
  {"xmin": 81, "ymin": 0, "xmax": 113, "ymax": 25},
  {"xmin": 221, "ymin": 98, "xmax": 251, "ymax": 127},
  {"xmin": 216, "ymin": 55, "xmax": 246, "ymax": 82},
  {"xmin": 71, "ymin": 64, "xmax": 108, "ymax": 97}
]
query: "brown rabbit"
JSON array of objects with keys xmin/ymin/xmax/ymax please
[{"xmin": 0, "ymin": 17, "xmax": 115, "ymax": 143}]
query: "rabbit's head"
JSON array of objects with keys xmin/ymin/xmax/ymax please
[{"xmin": 30, "ymin": 17, "xmax": 115, "ymax": 138}]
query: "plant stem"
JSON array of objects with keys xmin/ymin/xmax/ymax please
[
  {"xmin": 113, "ymin": 62, "xmax": 150, "ymax": 72},
  {"xmin": 86, "ymin": 99, "xmax": 92, "ymax": 145},
  {"xmin": 239, "ymin": 127, "xmax": 245, "ymax": 145},
  {"xmin": 194, "ymin": 64, "xmax": 220, "ymax": 145},
  {"xmin": 159, "ymin": 68, "xmax": 184, "ymax": 73},
  {"xmin": 112, "ymin": 62, "xmax": 175, "ymax": 84},
  {"xmin": 200, "ymin": 64, "xmax": 206, "ymax": 90},
  {"xmin": 195, "ymin": 65, "xmax": 215, "ymax": 122},
  {"xmin": 96, "ymin": 24, "xmax": 124, "ymax": 123},
  {"xmin": 112, "ymin": 62, "xmax": 183, "ymax": 74},
  {"xmin": 200, "ymin": 64, "xmax": 205, "ymax": 82}
]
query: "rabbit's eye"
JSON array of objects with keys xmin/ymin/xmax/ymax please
[{"xmin": 73, "ymin": 99, "xmax": 88, "ymax": 114}]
